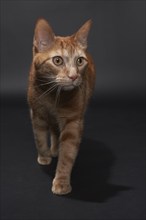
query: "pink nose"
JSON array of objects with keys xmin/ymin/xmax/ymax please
[{"xmin": 68, "ymin": 74, "xmax": 78, "ymax": 81}]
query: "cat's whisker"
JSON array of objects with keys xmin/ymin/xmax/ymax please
[
  {"xmin": 36, "ymin": 76, "xmax": 55, "ymax": 81},
  {"xmin": 36, "ymin": 76, "xmax": 55, "ymax": 83},
  {"xmin": 39, "ymin": 81, "xmax": 57, "ymax": 87},
  {"xmin": 36, "ymin": 79, "xmax": 47, "ymax": 82},
  {"xmin": 36, "ymin": 84, "xmax": 58, "ymax": 101},
  {"xmin": 34, "ymin": 80, "xmax": 57, "ymax": 89},
  {"xmin": 41, "ymin": 75, "xmax": 56, "ymax": 80},
  {"xmin": 78, "ymin": 84, "xmax": 83, "ymax": 94},
  {"xmin": 30, "ymin": 79, "xmax": 48, "ymax": 85},
  {"xmin": 55, "ymin": 86, "xmax": 61, "ymax": 107}
]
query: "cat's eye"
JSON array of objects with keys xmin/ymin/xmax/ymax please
[
  {"xmin": 53, "ymin": 56, "xmax": 63, "ymax": 66},
  {"xmin": 76, "ymin": 57, "xmax": 85, "ymax": 66}
]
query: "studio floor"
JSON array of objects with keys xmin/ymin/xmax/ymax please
[{"xmin": 0, "ymin": 95, "xmax": 145, "ymax": 220}]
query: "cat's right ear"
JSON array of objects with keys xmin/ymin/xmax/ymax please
[{"xmin": 33, "ymin": 19, "xmax": 55, "ymax": 53}]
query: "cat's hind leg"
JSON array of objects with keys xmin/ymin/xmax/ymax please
[
  {"xmin": 50, "ymin": 131, "xmax": 59, "ymax": 157},
  {"xmin": 35, "ymin": 129, "xmax": 52, "ymax": 165},
  {"xmin": 49, "ymin": 118, "xmax": 60, "ymax": 157},
  {"xmin": 31, "ymin": 115, "xmax": 52, "ymax": 165}
]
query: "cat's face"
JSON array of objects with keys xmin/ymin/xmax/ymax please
[
  {"xmin": 35, "ymin": 37, "xmax": 88, "ymax": 91},
  {"xmin": 33, "ymin": 19, "xmax": 92, "ymax": 91}
]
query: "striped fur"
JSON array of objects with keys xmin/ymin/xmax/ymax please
[{"xmin": 27, "ymin": 18, "xmax": 95, "ymax": 195}]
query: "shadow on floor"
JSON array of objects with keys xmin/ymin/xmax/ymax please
[{"xmin": 40, "ymin": 138, "xmax": 131, "ymax": 203}]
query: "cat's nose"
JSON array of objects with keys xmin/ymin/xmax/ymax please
[{"xmin": 68, "ymin": 74, "xmax": 78, "ymax": 81}]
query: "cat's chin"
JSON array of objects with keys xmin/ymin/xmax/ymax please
[
  {"xmin": 62, "ymin": 85, "xmax": 75, "ymax": 91},
  {"xmin": 62, "ymin": 81, "xmax": 81, "ymax": 91}
]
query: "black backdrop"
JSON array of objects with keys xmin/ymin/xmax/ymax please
[
  {"xmin": 0, "ymin": 1, "xmax": 145, "ymax": 220},
  {"xmin": 1, "ymin": 0, "xmax": 145, "ymax": 98}
]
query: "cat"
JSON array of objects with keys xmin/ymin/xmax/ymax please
[{"xmin": 27, "ymin": 18, "xmax": 95, "ymax": 195}]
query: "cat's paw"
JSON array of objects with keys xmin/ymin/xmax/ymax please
[
  {"xmin": 37, "ymin": 156, "xmax": 52, "ymax": 165},
  {"xmin": 52, "ymin": 178, "xmax": 72, "ymax": 195}
]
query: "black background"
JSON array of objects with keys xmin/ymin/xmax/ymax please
[{"xmin": 0, "ymin": 1, "xmax": 145, "ymax": 220}]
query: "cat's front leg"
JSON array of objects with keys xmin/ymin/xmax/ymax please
[
  {"xmin": 52, "ymin": 119, "xmax": 83, "ymax": 195},
  {"xmin": 31, "ymin": 113, "xmax": 52, "ymax": 165}
]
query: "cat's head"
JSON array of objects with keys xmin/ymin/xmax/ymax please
[{"xmin": 33, "ymin": 18, "xmax": 92, "ymax": 91}]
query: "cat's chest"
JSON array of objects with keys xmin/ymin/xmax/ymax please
[
  {"xmin": 46, "ymin": 101, "xmax": 79, "ymax": 119},
  {"xmin": 43, "ymin": 96, "xmax": 82, "ymax": 126}
]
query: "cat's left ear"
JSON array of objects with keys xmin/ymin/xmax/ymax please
[{"xmin": 74, "ymin": 19, "xmax": 92, "ymax": 49}]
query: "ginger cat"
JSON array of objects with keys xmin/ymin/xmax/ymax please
[{"xmin": 27, "ymin": 18, "xmax": 95, "ymax": 195}]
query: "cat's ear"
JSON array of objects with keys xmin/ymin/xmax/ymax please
[
  {"xmin": 33, "ymin": 18, "xmax": 55, "ymax": 53},
  {"xmin": 74, "ymin": 19, "xmax": 92, "ymax": 49}
]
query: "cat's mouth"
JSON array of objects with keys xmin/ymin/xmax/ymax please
[{"xmin": 56, "ymin": 77, "xmax": 81, "ymax": 91}]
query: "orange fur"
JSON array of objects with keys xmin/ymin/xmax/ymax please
[{"xmin": 27, "ymin": 18, "xmax": 95, "ymax": 195}]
